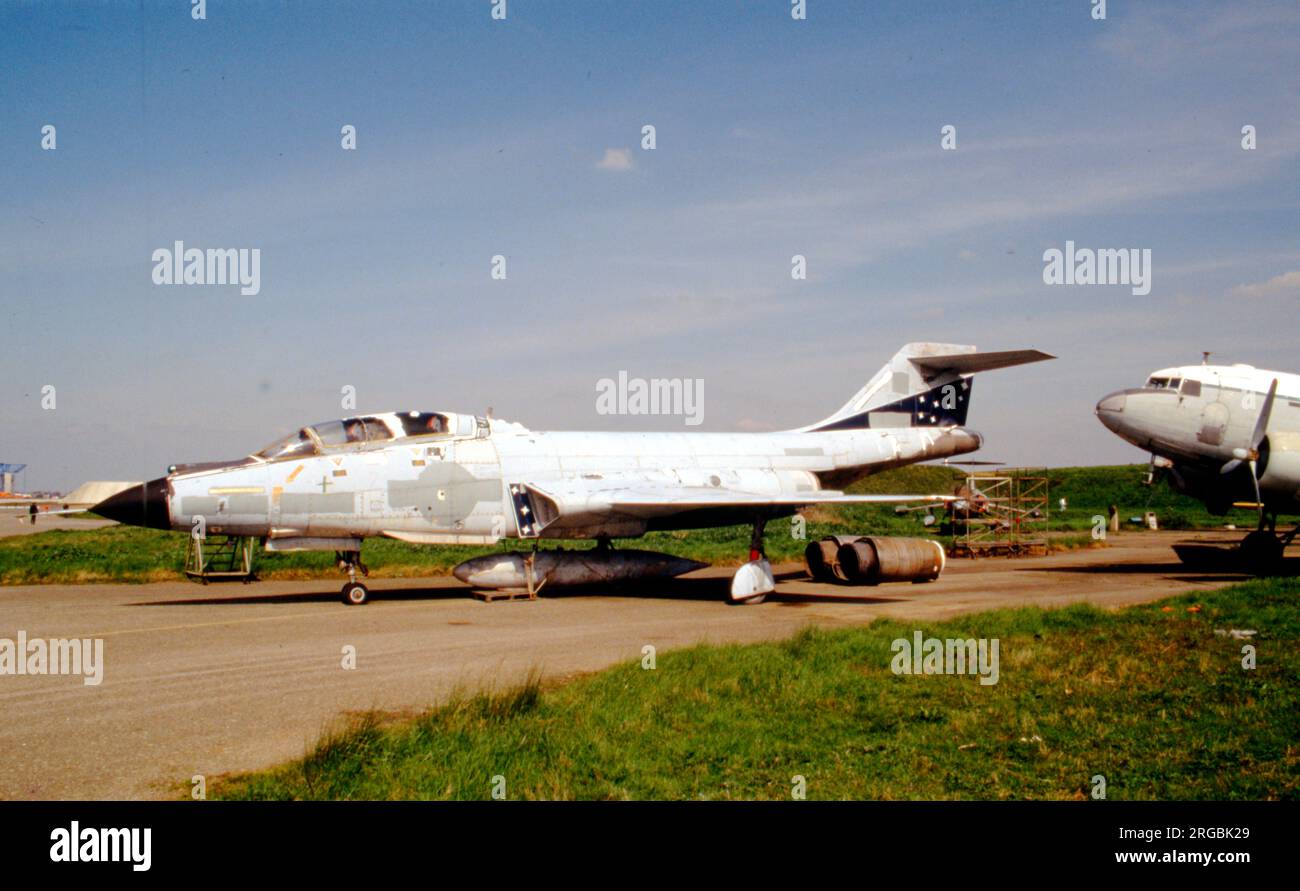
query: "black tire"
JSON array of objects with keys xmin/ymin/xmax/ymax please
[
  {"xmin": 1239, "ymin": 531, "xmax": 1283, "ymax": 575},
  {"xmin": 341, "ymin": 582, "xmax": 369, "ymax": 606}
]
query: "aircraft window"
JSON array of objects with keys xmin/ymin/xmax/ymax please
[
  {"xmin": 254, "ymin": 428, "xmax": 318, "ymax": 461},
  {"xmin": 311, "ymin": 420, "xmax": 350, "ymax": 446},
  {"xmin": 313, "ymin": 417, "xmax": 395, "ymax": 446},
  {"xmin": 359, "ymin": 417, "xmax": 395, "ymax": 442},
  {"xmin": 343, "ymin": 419, "xmax": 367, "ymax": 443},
  {"xmin": 397, "ymin": 411, "xmax": 451, "ymax": 437},
  {"xmin": 1181, "ymin": 379, "xmax": 1202, "ymax": 397},
  {"xmin": 1168, "ymin": 378, "xmax": 1181, "ymax": 390},
  {"xmin": 1146, "ymin": 377, "xmax": 1171, "ymax": 389}
]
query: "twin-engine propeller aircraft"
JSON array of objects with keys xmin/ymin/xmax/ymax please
[
  {"xmin": 92, "ymin": 342, "xmax": 1051, "ymax": 604},
  {"xmin": 1096, "ymin": 359, "xmax": 1300, "ymax": 571}
]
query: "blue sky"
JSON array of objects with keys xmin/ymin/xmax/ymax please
[{"xmin": 2, "ymin": 0, "xmax": 1298, "ymax": 491}]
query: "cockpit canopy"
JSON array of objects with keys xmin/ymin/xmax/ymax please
[
  {"xmin": 1145, "ymin": 375, "xmax": 1181, "ymax": 390},
  {"xmin": 1143, "ymin": 375, "xmax": 1204, "ymax": 398},
  {"xmin": 252, "ymin": 411, "xmax": 467, "ymax": 462}
]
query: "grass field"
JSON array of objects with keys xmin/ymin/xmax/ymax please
[
  {"xmin": 211, "ymin": 575, "xmax": 1300, "ymax": 800},
  {"xmin": 0, "ymin": 464, "xmax": 1260, "ymax": 586}
]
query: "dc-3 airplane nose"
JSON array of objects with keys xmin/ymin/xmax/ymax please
[
  {"xmin": 1095, "ymin": 392, "xmax": 1127, "ymax": 433},
  {"xmin": 1096, "ymin": 392, "xmax": 1126, "ymax": 415},
  {"xmin": 91, "ymin": 477, "xmax": 171, "ymax": 530}
]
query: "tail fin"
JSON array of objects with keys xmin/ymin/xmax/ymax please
[{"xmin": 801, "ymin": 343, "xmax": 1053, "ymax": 432}]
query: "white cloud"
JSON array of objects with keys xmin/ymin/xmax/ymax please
[
  {"xmin": 596, "ymin": 148, "xmax": 634, "ymax": 172},
  {"xmin": 1231, "ymin": 269, "xmax": 1300, "ymax": 299},
  {"xmin": 1098, "ymin": 2, "xmax": 1300, "ymax": 73}
]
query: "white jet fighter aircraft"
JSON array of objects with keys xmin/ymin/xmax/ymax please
[
  {"xmin": 1096, "ymin": 359, "xmax": 1300, "ymax": 571},
  {"xmin": 92, "ymin": 343, "xmax": 1051, "ymax": 604}
]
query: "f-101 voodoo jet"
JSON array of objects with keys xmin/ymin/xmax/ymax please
[{"xmin": 92, "ymin": 343, "xmax": 1051, "ymax": 604}]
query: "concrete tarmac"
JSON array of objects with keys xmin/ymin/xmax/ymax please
[{"xmin": 0, "ymin": 531, "xmax": 1277, "ymax": 800}]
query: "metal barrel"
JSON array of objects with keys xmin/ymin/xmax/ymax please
[
  {"xmin": 836, "ymin": 537, "xmax": 945, "ymax": 585},
  {"xmin": 869, "ymin": 537, "xmax": 945, "ymax": 583},
  {"xmin": 837, "ymin": 538, "xmax": 879, "ymax": 584},
  {"xmin": 804, "ymin": 535, "xmax": 860, "ymax": 582}
]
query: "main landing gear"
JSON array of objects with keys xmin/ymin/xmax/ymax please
[
  {"xmin": 337, "ymin": 549, "xmax": 370, "ymax": 605},
  {"xmin": 1239, "ymin": 512, "xmax": 1294, "ymax": 575},
  {"xmin": 729, "ymin": 515, "xmax": 776, "ymax": 605}
]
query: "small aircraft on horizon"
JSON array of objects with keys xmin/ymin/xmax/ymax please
[
  {"xmin": 1096, "ymin": 357, "xmax": 1300, "ymax": 571},
  {"xmin": 91, "ymin": 342, "xmax": 1051, "ymax": 604}
]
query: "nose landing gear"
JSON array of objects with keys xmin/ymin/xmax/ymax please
[
  {"xmin": 729, "ymin": 515, "xmax": 776, "ymax": 605},
  {"xmin": 336, "ymin": 549, "xmax": 370, "ymax": 605}
]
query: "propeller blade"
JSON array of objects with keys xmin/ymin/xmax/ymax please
[
  {"xmin": 1250, "ymin": 378, "xmax": 1279, "ymax": 451},
  {"xmin": 1220, "ymin": 378, "xmax": 1277, "ymax": 476}
]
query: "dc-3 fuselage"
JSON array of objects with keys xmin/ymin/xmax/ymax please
[
  {"xmin": 1097, "ymin": 363, "xmax": 1300, "ymax": 514},
  {"xmin": 92, "ymin": 343, "xmax": 1052, "ymax": 602},
  {"xmin": 1096, "ymin": 361, "xmax": 1300, "ymax": 572}
]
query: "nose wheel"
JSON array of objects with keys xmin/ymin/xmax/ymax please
[
  {"xmin": 341, "ymin": 581, "xmax": 370, "ymax": 605},
  {"xmin": 336, "ymin": 549, "xmax": 370, "ymax": 605},
  {"xmin": 729, "ymin": 515, "xmax": 775, "ymax": 605}
]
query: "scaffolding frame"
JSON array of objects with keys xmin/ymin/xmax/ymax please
[
  {"xmin": 949, "ymin": 469, "xmax": 1049, "ymax": 558},
  {"xmin": 184, "ymin": 534, "xmax": 256, "ymax": 583}
]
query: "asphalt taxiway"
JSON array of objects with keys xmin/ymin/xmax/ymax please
[{"xmin": 0, "ymin": 530, "xmax": 1281, "ymax": 799}]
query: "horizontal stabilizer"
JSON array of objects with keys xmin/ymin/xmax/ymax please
[
  {"xmin": 800, "ymin": 342, "xmax": 1054, "ymax": 432},
  {"xmin": 910, "ymin": 349, "xmax": 1054, "ymax": 380}
]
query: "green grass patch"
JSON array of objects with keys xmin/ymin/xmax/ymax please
[{"xmin": 212, "ymin": 576, "xmax": 1300, "ymax": 801}]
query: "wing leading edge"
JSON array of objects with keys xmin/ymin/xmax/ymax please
[{"xmin": 522, "ymin": 481, "xmax": 953, "ymax": 526}]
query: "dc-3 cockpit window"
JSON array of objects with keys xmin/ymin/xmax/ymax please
[
  {"xmin": 1146, "ymin": 376, "xmax": 1181, "ymax": 390},
  {"xmin": 396, "ymin": 411, "xmax": 451, "ymax": 437},
  {"xmin": 254, "ymin": 428, "xmax": 319, "ymax": 461},
  {"xmin": 311, "ymin": 416, "xmax": 396, "ymax": 447}
]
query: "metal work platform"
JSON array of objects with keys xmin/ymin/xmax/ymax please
[
  {"xmin": 948, "ymin": 469, "xmax": 1049, "ymax": 558},
  {"xmin": 184, "ymin": 535, "xmax": 256, "ymax": 582}
]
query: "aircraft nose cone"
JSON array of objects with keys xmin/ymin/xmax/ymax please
[
  {"xmin": 1096, "ymin": 392, "xmax": 1126, "ymax": 414},
  {"xmin": 91, "ymin": 477, "xmax": 171, "ymax": 530}
]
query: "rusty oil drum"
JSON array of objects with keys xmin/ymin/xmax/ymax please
[{"xmin": 834, "ymin": 536, "xmax": 945, "ymax": 585}]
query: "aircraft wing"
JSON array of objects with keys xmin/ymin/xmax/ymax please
[
  {"xmin": 15, "ymin": 507, "xmax": 94, "ymax": 516},
  {"xmin": 607, "ymin": 488, "xmax": 950, "ymax": 510},
  {"xmin": 521, "ymin": 482, "xmax": 953, "ymax": 527}
]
